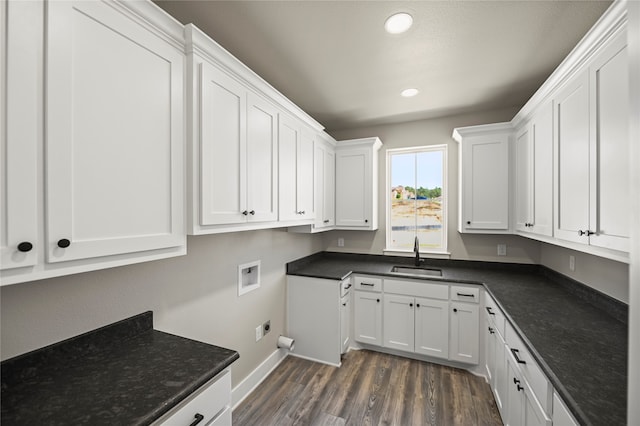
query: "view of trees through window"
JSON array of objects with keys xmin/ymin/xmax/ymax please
[{"xmin": 387, "ymin": 146, "xmax": 446, "ymax": 252}]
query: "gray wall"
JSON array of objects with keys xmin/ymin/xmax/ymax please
[
  {"xmin": 0, "ymin": 230, "xmax": 324, "ymax": 387},
  {"xmin": 327, "ymin": 108, "xmax": 629, "ymax": 303}
]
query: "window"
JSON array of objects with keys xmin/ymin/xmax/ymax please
[{"xmin": 386, "ymin": 145, "xmax": 448, "ymax": 254}]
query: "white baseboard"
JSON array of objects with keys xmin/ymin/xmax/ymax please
[
  {"xmin": 287, "ymin": 351, "xmax": 342, "ymax": 368},
  {"xmin": 231, "ymin": 348, "xmax": 289, "ymax": 410}
]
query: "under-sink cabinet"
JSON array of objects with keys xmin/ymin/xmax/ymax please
[
  {"xmin": 353, "ymin": 274, "xmax": 480, "ymax": 366},
  {"xmin": 287, "ymin": 275, "xmax": 351, "ymax": 366}
]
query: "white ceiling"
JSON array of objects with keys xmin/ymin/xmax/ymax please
[{"xmin": 154, "ymin": 0, "xmax": 612, "ymax": 132}]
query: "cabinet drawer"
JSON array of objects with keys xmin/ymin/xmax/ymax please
[
  {"xmin": 484, "ymin": 292, "xmax": 505, "ymax": 337},
  {"xmin": 384, "ymin": 278, "xmax": 448, "ymax": 300},
  {"xmin": 155, "ymin": 369, "xmax": 231, "ymax": 425},
  {"xmin": 450, "ymin": 285, "xmax": 480, "ymax": 303},
  {"xmin": 505, "ymin": 325, "xmax": 551, "ymax": 414},
  {"xmin": 354, "ymin": 275, "xmax": 382, "ymax": 292}
]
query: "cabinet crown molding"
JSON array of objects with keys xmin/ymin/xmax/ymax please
[
  {"xmin": 335, "ymin": 137, "xmax": 383, "ymax": 150},
  {"xmin": 512, "ymin": 0, "xmax": 627, "ymax": 127},
  {"xmin": 184, "ymin": 24, "xmax": 324, "ymax": 132},
  {"xmin": 452, "ymin": 122, "xmax": 513, "ymax": 143}
]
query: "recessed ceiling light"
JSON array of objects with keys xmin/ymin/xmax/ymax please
[
  {"xmin": 385, "ymin": 12, "xmax": 413, "ymax": 34},
  {"xmin": 401, "ymin": 88, "xmax": 419, "ymax": 97}
]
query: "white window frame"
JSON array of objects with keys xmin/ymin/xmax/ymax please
[{"xmin": 384, "ymin": 145, "xmax": 449, "ymax": 256}]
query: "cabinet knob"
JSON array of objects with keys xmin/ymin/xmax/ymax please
[
  {"xmin": 409, "ymin": 303, "xmax": 413, "ymax": 308},
  {"xmin": 376, "ymin": 298, "xmax": 380, "ymax": 303},
  {"xmin": 342, "ymin": 303, "xmax": 347, "ymax": 306},
  {"xmin": 513, "ymin": 378, "xmax": 520, "ymax": 385},
  {"xmin": 365, "ymin": 219, "xmax": 368, "ymax": 223},
  {"xmin": 466, "ymin": 221, "xmax": 471, "ymax": 225},
  {"xmin": 488, "ymin": 327, "xmax": 495, "ymax": 334},
  {"xmin": 57, "ymin": 239, "xmax": 71, "ymax": 248},
  {"xmin": 324, "ymin": 219, "xmax": 330, "ymax": 223},
  {"xmin": 453, "ymin": 308, "xmax": 458, "ymax": 313},
  {"xmin": 250, "ymin": 210, "xmax": 255, "ymax": 215},
  {"xmin": 586, "ymin": 230, "xmax": 595, "ymax": 236},
  {"xmin": 242, "ymin": 210, "xmax": 249, "ymax": 216},
  {"xmin": 416, "ymin": 303, "xmax": 420, "ymax": 308},
  {"xmin": 517, "ymin": 384, "xmax": 524, "ymax": 392},
  {"xmin": 17, "ymin": 242, "xmax": 33, "ymax": 252}
]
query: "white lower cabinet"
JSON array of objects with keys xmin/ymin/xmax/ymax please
[
  {"xmin": 353, "ymin": 276, "xmax": 478, "ymax": 365},
  {"xmin": 153, "ymin": 369, "xmax": 232, "ymax": 426},
  {"xmin": 506, "ymin": 349, "xmax": 551, "ymax": 426}
]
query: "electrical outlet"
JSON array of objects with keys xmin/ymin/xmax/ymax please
[
  {"xmin": 569, "ymin": 255, "xmax": 575, "ymax": 271},
  {"xmin": 263, "ymin": 320, "xmax": 271, "ymax": 335},
  {"xmin": 338, "ymin": 238, "xmax": 345, "ymax": 247},
  {"xmin": 497, "ymin": 244, "xmax": 507, "ymax": 256},
  {"xmin": 255, "ymin": 325, "xmax": 262, "ymax": 342}
]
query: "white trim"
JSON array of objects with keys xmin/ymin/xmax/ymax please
[
  {"xmin": 287, "ymin": 352, "xmax": 342, "ymax": 368},
  {"xmin": 385, "ymin": 145, "xmax": 448, "ymax": 254},
  {"xmin": 231, "ymin": 348, "xmax": 289, "ymax": 410}
]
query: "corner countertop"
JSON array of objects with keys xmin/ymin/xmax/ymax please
[
  {"xmin": 287, "ymin": 252, "xmax": 628, "ymax": 426},
  {"xmin": 1, "ymin": 311, "xmax": 240, "ymax": 426}
]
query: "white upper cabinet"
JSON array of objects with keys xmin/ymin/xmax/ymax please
[
  {"xmin": 515, "ymin": 102, "xmax": 553, "ymax": 237},
  {"xmin": 453, "ymin": 124, "xmax": 511, "ymax": 233},
  {"xmin": 335, "ymin": 137, "xmax": 382, "ymax": 230},
  {"xmin": 554, "ymin": 26, "xmax": 629, "ymax": 253},
  {"xmin": 2, "ymin": 0, "xmax": 187, "ymax": 285},
  {"xmin": 185, "ymin": 24, "xmax": 322, "ymax": 235},
  {"xmin": 278, "ymin": 115, "xmax": 315, "ymax": 222}
]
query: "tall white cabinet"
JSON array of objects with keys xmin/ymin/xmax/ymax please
[{"xmin": 2, "ymin": 0, "xmax": 186, "ymax": 285}]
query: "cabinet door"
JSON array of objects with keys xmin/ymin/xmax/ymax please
[
  {"xmin": 278, "ymin": 115, "xmax": 301, "ymax": 221},
  {"xmin": 297, "ymin": 130, "xmax": 315, "ymax": 220},
  {"xmin": 449, "ymin": 302, "xmax": 479, "ymax": 364},
  {"xmin": 46, "ymin": 0, "xmax": 184, "ymax": 262},
  {"xmin": 589, "ymin": 30, "xmax": 629, "ymax": 252},
  {"xmin": 199, "ymin": 62, "xmax": 247, "ymax": 226},
  {"xmin": 1, "ymin": 0, "xmax": 40, "ymax": 270},
  {"xmin": 414, "ymin": 297, "xmax": 449, "ymax": 359},
  {"xmin": 554, "ymin": 71, "xmax": 590, "ymax": 244},
  {"xmin": 461, "ymin": 135, "xmax": 509, "ymax": 230},
  {"xmin": 354, "ymin": 290, "xmax": 382, "ymax": 346},
  {"xmin": 335, "ymin": 147, "xmax": 371, "ymax": 227},
  {"xmin": 323, "ymin": 149, "xmax": 336, "ymax": 227},
  {"xmin": 552, "ymin": 392, "xmax": 579, "ymax": 426},
  {"xmin": 247, "ymin": 93, "xmax": 278, "ymax": 222},
  {"xmin": 383, "ymin": 294, "xmax": 414, "ymax": 352},
  {"xmin": 494, "ymin": 332, "xmax": 508, "ymax": 416},
  {"xmin": 485, "ymin": 317, "xmax": 496, "ymax": 384},
  {"xmin": 505, "ymin": 355, "xmax": 524, "ymax": 426},
  {"xmin": 340, "ymin": 293, "xmax": 350, "ymax": 354},
  {"xmin": 530, "ymin": 101, "xmax": 554, "ymax": 237},
  {"xmin": 515, "ymin": 126, "xmax": 532, "ymax": 232}
]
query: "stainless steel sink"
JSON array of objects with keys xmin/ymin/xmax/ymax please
[{"xmin": 390, "ymin": 265, "xmax": 443, "ymax": 277}]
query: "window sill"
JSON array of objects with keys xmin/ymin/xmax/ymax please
[{"xmin": 383, "ymin": 249, "xmax": 451, "ymax": 259}]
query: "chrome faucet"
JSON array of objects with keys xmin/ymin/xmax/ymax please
[{"xmin": 414, "ymin": 236, "xmax": 421, "ymax": 266}]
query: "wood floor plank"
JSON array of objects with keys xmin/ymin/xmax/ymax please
[{"xmin": 233, "ymin": 350, "xmax": 503, "ymax": 426}]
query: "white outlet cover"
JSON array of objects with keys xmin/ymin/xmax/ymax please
[{"xmin": 497, "ymin": 244, "xmax": 507, "ymax": 256}]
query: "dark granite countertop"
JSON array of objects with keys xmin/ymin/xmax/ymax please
[
  {"xmin": 1, "ymin": 311, "xmax": 239, "ymax": 426},
  {"xmin": 287, "ymin": 252, "xmax": 628, "ymax": 426}
]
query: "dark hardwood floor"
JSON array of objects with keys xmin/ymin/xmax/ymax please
[{"xmin": 233, "ymin": 349, "xmax": 503, "ymax": 426}]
